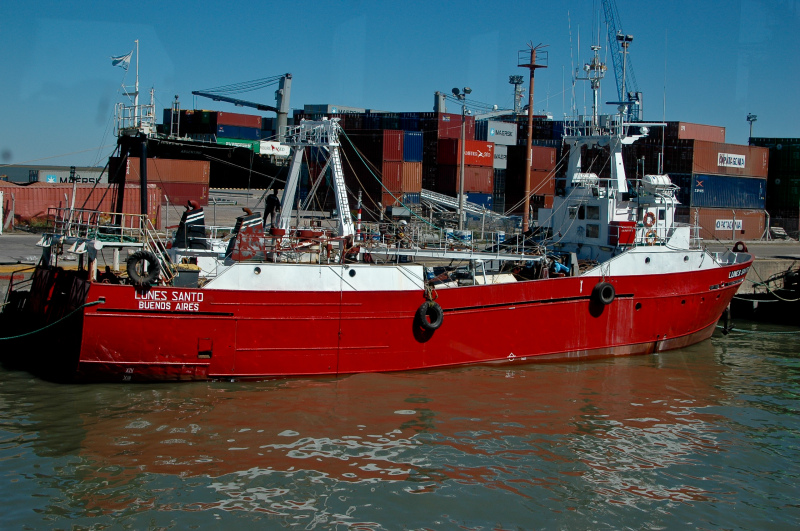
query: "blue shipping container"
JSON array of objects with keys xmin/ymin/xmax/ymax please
[
  {"xmin": 403, "ymin": 192, "xmax": 421, "ymax": 204},
  {"xmin": 216, "ymin": 125, "xmax": 261, "ymax": 141},
  {"xmin": 467, "ymin": 193, "xmax": 493, "ymax": 209},
  {"xmin": 403, "ymin": 132, "xmax": 423, "ymax": 162},
  {"xmin": 689, "ymin": 173, "xmax": 766, "ymax": 209}
]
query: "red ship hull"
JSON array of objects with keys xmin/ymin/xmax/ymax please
[{"xmin": 27, "ymin": 258, "xmax": 749, "ymax": 382}]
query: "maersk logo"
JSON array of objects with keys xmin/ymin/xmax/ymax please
[
  {"xmin": 489, "ymin": 128, "xmax": 512, "ymax": 137},
  {"xmin": 718, "ymin": 153, "xmax": 745, "ymax": 168},
  {"xmin": 46, "ymin": 175, "xmax": 57, "ymax": 183}
]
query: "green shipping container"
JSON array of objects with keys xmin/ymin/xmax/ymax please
[{"xmin": 216, "ymin": 137, "xmax": 260, "ymax": 153}]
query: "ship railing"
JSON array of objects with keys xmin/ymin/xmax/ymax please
[
  {"xmin": 47, "ymin": 207, "xmax": 151, "ymax": 243},
  {"xmin": 45, "ymin": 206, "xmax": 174, "ymax": 282}
]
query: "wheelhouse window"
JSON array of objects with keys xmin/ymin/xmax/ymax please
[{"xmin": 586, "ymin": 224, "xmax": 600, "ymax": 238}]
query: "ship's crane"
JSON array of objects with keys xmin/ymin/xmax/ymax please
[
  {"xmin": 601, "ymin": 0, "xmax": 642, "ymax": 121},
  {"xmin": 192, "ymin": 74, "xmax": 292, "ymax": 141}
]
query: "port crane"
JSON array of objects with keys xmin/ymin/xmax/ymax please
[
  {"xmin": 602, "ymin": 0, "xmax": 642, "ymax": 121},
  {"xmin": 191, "ymin": 74, "xmax": 293, "ymax": 141}
]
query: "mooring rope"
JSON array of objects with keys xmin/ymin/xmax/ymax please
[{"xmin": 0, "ymin": 300, "xmax": 104, "ymax": 341}]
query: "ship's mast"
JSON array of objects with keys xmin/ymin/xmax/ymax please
[{"xmin": 518, "ymin": 43, "xmax": 548, "ymax": 232}]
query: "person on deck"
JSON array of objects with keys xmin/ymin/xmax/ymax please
[{"xmin": 264, "ymin": 189, "xmax": 282, "ymax": 227}]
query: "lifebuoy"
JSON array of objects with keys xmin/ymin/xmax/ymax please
[
  {"xmin": 645, "ymin": 230, "xmax": 657, "ymax": 245},
  {"xmin": 126, "ymin": 250, "xmax": 160, "ymax": 286},
  {"xmin": 733, "ymin": 241, "xmax": 748, "ymax": 253},
  {"xmin": 417, "ymin": 301, "xmax": 444, "ymax": 331},
  {"xmin": 592, "ymin": 282, "xmax": 615, "ymax": 305},
  {"xmin": 644, "ymin": 211, "xmax": 656, "ymax": 228}
]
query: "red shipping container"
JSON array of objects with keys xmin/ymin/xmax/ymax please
[
  {"xmin": 347, "ymin": 130, "xmax": 404, "ymax": 162},
  {"xmin": 111, "ymin": 157, "xmax": 210, "ymax": 184},
  {"xmin": 690, "ymin": 207, "xmax": 766, "ymax": 239},
  {"xmin": 669, "ymin": 122, "xmax": 726, "ymax": 143},
  {"xmin": 530, "ymin": 169, "xmax": 555, "ymax": 195},
  {"xmin": 0, "ymin": 182, "xmax": 161, "ymax": 227},
  {"xmin": 216, "ymin": 111, "xmax": 262, "ymax": 129},
  {"xmin": 435, "ymin": 165, "xmax": 493, "ymax": 194},
  {"xmin": 530, "ymin": 146, "xmax": 557, "ymax": 171},
  {"xmin": 437, "ymin": 139, "xmax": 495, "ymax": 167},
  {"xmin": 401, "ymin": 162, "xmax": 422, "ymax": 192},
  {"xmin": 381, "ymin": 191, "xmax": 404, "ymax": 208},
  {"xmin": 691, "ymin": 141, "xmax": 769, "ymax": 178},
  {"xmin": 381, "ymin": 161, "xmax": 403, "ymax": 191},
  {"xmin": 420, "ymin": 113, "xmax": 475, "ymax": 140},
  {"xmin": 160, "ymin": 183, "xmax": 209, "ymax": 207}
]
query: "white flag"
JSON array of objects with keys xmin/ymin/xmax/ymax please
[{"xmin": 111, "ymin": 51, "xmax": 132, "ymax": 71}]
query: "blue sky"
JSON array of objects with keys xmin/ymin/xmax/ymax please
[{"xmin": 1, "ymin": 0, "xmax": 797, "ymax": 167}]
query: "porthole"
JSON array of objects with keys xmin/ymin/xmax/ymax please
[
  {"xmin": 681, "ymin": 300, "xmax": 686, "ymax": 305},
  {"xmin": 684, "ymin": 256, "xmax": 689, "ymax": 262},
  {"xmin": 635, "ymin": 302, "xmax": 642, "ymax": 310},
  {"xmin": 645, "ymin": 257, "xmax": 651, "ymax": 264},
  {"xmin": 349, "ymin": 269, "xmax": 356, "ymax": 277},
  {"xmin": 254, "ymin": 267, "xmax": 261, "ymax": 275}
]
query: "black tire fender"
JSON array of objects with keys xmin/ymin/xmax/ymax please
[
  {"xmin": 126, "ymin": 250, "xmax": 160, "ymax": 286},
  {"xmin": 592, "ymin": 282, "xmax": 615, "ymax": 305},
  {"xmin": 417, "ymin": 301, "xmax": 444, "ymax": 331}
]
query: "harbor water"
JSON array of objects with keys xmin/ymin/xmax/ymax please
[{"xmin": 1, "ymin": 322, "xmax": 799, "ymax": 529}]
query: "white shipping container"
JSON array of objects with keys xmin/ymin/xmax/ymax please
[
  {"xmin": 38, "ymin": 169, "xmax": 107, "ymax": 184},
  {"xmin": 260, "ymin": 141, "xmax": 291, "ymax": 158},
  {"xmin": 493, "ymin": 144, "xmax": 508, "ymax": 169},
  {"xmin": 477, "ymin": 120, "xmax": 517, "ymax": 146}
]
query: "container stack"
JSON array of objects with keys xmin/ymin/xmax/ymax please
[
  {"xmin": 110, "ymin": 157, "xmax": 210, "ymax": 207},
  {"xmin": 476, "ymin": 120, "xmax": 518, "ymax": 215},
  {"xmin": 163, "ymin": 110, "xmax": 263, "ymax": 152},
  {"xmin": 502, "ymin": 146, "xmax": 557, "ymax": 216},
  {"xmin": 750, "ymin": 137, "xmax": 800, "ymax": 235},
  {"xmin": 630, "ymin": 126, "xmax": 770, "ymax": 239},
  {"xmin": 340, "ymin": 130, "xmax": 423, "ymax": 217}
]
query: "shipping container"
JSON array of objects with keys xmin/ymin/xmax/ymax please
[
  {"xmin": 506, "ymin": 145, "xmax": 557, "ymax": 172},
  {"xmin": 666, "ymin": 122, "xmax": 726, "ymax": 143},
  {"xmin": 437, "ymin": 139, "xmax": 494, "ymax": 167},
  {"xmin": 215, "ymin": 111, "xmax": 262, "ymax": 129},
  {"xmin": 403, "ymin": 192, "xmax": 421, "ymax": 204},
  {"xmin": 493, "ymin": 168, "xmax": 507, "ymax": 194},
  {"xmin": 400, "ymin": 112, "xmax": 420, "ymax": 132},
  {"xmin": 403, "ymin": 132, "xmax": 423, "ymax": 162},
  {"xmin": 476, "ymin": 120, "xmax": 518, "ymax": 146},
  {"xmin": 36, "ymin": 168, "xmax": 107, "ymax": 184},
  {"xmin": 216, "ymin": 137, "xmax": 260, "ymax": 152},
  {"xmin": 304, "ymin": 104, "xmax": 366, "ymax": 114},
  {"xmin": 435, "ymin": 165, "xmax": 493, "ymax": 194},
  {"xmin": 493, "ymin": 144, "xmax": 508, "ymax": 169},
  {"xmin": 160, "ymin": 182, "xmax": 209, "ymax": 207},
  {"xmin": 216, "ymin": 125, "xmax": 261, "ymax": 141},
  {"xmin": 689, "ymin": 207, "xmax": 766, "ymax": 240},
  {"xmin": 347, "ymin": 130, "xmax": 404, "ymax": 162},
  {"xmin": 0, "ymin": 182, "xmax": 161, "ymax": 226},
  {"xmin": 419, "ymin": 112, "xmax": 475, "ymax": 140},
  {"xmin": 400, "ymin": 161, "xmax": 423, "ymax": 192},
  {"xmin": 691, "ymin": 140, "xmax": 769, "ymax": 178},
  {"xmin": 492, "ymin": 193, "xmax": 505, "ymax": 214},
  {"xmin": 110, "ymin": 157, "xmax": 210, "ymax": 185},
  {"xmin": 690, "ymin": 173, "xmax": 766, "ymax": 209},
  {"xmin": 466, "ymin": 192, "xmax": 493, "ymax": 209}
]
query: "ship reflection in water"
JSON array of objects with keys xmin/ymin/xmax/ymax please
[{"xmin": 2, "ymin": 326, "xmax": 799, "ymax": 529}]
